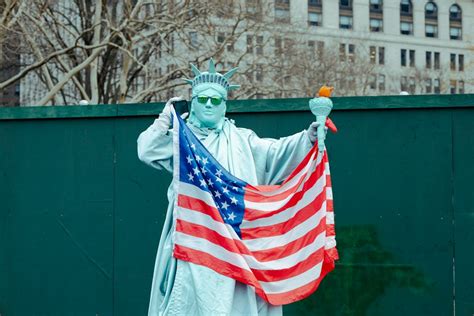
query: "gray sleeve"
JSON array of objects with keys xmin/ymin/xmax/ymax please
[
  {"xmin": 137, "ymin": 119, "xmax": 173, "ymax": 173},
  {"xmin": 248, "ymin": 130, "xmax": 313, "ymax": 185}
]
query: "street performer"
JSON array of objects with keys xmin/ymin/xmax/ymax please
[{"xmin": 137, "ymin": 59, "xmax": 337, "ymax": 315}]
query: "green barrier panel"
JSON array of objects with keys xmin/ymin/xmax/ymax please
[{"xmin": 1, "ymin": 95, "xmax": 473, "ymax": 316}]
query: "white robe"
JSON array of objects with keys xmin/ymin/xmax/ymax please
[{"xmin": 137, "ymin": 118, "xmax": 313, "ymax": 316}]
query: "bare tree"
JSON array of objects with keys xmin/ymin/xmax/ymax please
[
  {"xmin": 0, "ymin": 0, "xmax": 269, "ymax": 106},
  {"xmin": 234, "ymin": 33, "xmax": 380, "ymax": 99}
]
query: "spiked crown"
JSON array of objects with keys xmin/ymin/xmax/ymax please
[{"xmin": 183, "ymin": 58, "xmax": 240, "ymax": 92}]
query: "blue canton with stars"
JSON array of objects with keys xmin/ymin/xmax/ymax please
[{"xmin": 177, "ymin": 115, "xmax": 247, "ymax": 237}]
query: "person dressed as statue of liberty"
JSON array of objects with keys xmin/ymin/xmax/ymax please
[{"xmin": 137, "ymin": 59, "xmax": 328, "ymax": 316}]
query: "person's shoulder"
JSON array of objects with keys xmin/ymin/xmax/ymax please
[{"xmin": 225, "ymin": 118, "xmax": 255, "ymax": 136}]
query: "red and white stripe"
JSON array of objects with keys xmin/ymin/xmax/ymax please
[{"xmin": 171, "ymin": 113, "xmax": 337, "ymax": 305}]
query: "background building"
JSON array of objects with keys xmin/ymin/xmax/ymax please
[{"xmin": 0, "ymin": 0, "xmax": 471, "ymax": 106}]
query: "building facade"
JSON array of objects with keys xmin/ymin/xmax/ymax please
[
  {"xmin": 14, "ymin": 0, "xmax": 474, "ymax": 106},
  {"xmin": 281, "ymin": 0, "xmax": 473, "ymax": 95}
]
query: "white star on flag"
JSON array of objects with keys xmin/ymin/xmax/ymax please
[
  {"xmin": 228, "ymin": 212, "xmax": 236, "ymax": 221},
  {"xmin": 172, "ymin": 109, "xmax": 338, "ymax": 306}
]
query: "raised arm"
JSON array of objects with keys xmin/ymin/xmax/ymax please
[{"xmin": 137, "ymin": 97, "xmax": 184, "ymax": 173}]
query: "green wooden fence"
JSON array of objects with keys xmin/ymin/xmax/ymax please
[{"xmin": 1, "ymin": 95, "xmax": 473, "ymax": 316}]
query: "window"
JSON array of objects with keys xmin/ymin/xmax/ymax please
[
  {"xmin": 340, "ymin": 15, "xmax": 353, "ymax": 29},
  {"xmin": 275, "ymin": 37, "xmax": 282, "ymax": 55},
  {"xmin": 434, "ymin": 52, "xmax": 440, "ymax": 70},
  {"xmin": 256, "ymin": 36, "xmax": 263, "ymax": 55},
  {"xmin": 425, "ymin": 24, "xmax": 438, "ymax": 38},
  {"xmin": 450, "ymin": 54, "xmax": 456, "ymax": 71},
  {"xmin": 409, "ymin": 50, "xmax": 415, "ymax": 67},
  {"xmin": 409, "ymin": 77, "xmax": 415, "ymax": 94},
  {"xmin": 401, "ymin": 49, "xmax": 407, "ymax": 66},
  {"xmin": 339, "ymin": 43, "xmax": 346, "ymax": 61},
  {"xmin": 189, "ymin": 32, "xmax": 198, "ymax": 48},
  {"xmin": 434, "ymin": 78, "xmax": 440, "ymax": 94},
  {"xmin": 370, "ymin": 46, "xmax": 384, "ymax": 65},
  {"xmin": 308, "ymin": 12, "xmax": 322, "ymax": 26},
  {"xmin": 378, "ymin": 47, "xmax": 385, "ymax": 65},
  {"xmin": 339, "ymin": 0, "xmax": 353, "ymax": 30},
  {"xmin": 256, "ymin": 64, "xmax": 263, "ymax": 82},
  {"xmin": 400, "ymin": 0, "xmax": 413, "ymax": 35},
  {"xmin": 308, "ymin": 0, "xmax": 322, "ymax": 26},
  {"xmin": 317, "ymin": 41, "xmax": 325, "ymax": 55},
  {"xmin": 308, "ymin": 40, "xmax": 324, "ymax": 55},
  {"xmin": 217, "ymin": 32, "xmax": 225, "ymax": 44},
  {"xmin": 449, "ymin": 5, "xmax": 462, "ymax": 40},
  {"xmin": 370, "ymin": 0, "xmax": 383, "ymax": 12},
  {"xmin": 308, "ymin": 0, "xmax": 322, "ymax": 7},
  {"xmin": 370, "ymin": 46, "xmax": 376, "ymax": 64},
  {"xmin": 459, "ymin": 81, "xmax": 464, "ymax": 94},
  {"xmin": 450, "ymin": 80, "xmax": 457, "ymax": 94},
  {"xmin": 340, "ymin": 0, "xmax": 352, "ymax": 9},
  {"xmin": 246, "ymin": 0, "xmax": 262, "ymax": 17},
  {"xmin": 400, "ymin": 0, "xmax": 412, "ymax": 15},
  {"xmin": 275, "ymin": 8, "xmax": 290, "ymax": 21},
  {"xmin": 370, "ymin": 0, "xmax": 383, "ymax": 33},
  {"xmin": 425, "ymin": 2, "xmax": 437, "ymax": 19},
  {"xmin": 247, "ymin": 35, "xmax": 254, "ymax": 53},
  {"xmin": 378, "ymin": 74, "xmax": 385, "ymax": 92},
  {"xmin": 425, "ymin": 79, "xmax": 432, "ymax": 93},
  {"xmin": 166, "ymin": 34, "xmax": 174, "ymax": 53},
  {"xmin": 401, "ymin": 76, "xmax": 408, "ymax": 91},
  {"xmin": 348, "ymin": 44, "xmax": 355, "ymax": 62},
  {"xmin": 369, "ymin": 74, "xmax": 376, "ymax": 89},
  {"xmin": 275, "ymin": 0, "xmax": 290, "ymax": 22},
  {"xmin": 370, "ymin": 18, "xmax": 383, "ymax": 32},
  {"xmin": 227, "ymin": 42, "xmax": 234, "ymax": 52},
  {"xmin": 459, "ymin": 55, "xmax": 464, "ymax": 71},
  {"xmin": 449, "ymin": 4, "xmax": 461, "ymax": 20},
  {"xmin": 426, "ymin": 52, "xmax": 432, "ymax": 69},
  {"xmin": 245, "ymin": 71, "xmax": 253, "ymax": 84},
  {"xmin": 450, "ymin": 27, "xmax": 462, "ymax": 40},
  {"xmin": 400, "ymin": 21, "xmax": 413, "ymax": 35}
]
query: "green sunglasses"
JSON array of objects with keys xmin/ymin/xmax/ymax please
[{"xmin": 193, "ymin": 95, "xmax": 225, "ymax": 106}]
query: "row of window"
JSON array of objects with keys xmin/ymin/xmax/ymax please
[
  {"xmin": 399, "ymin": 77, "xmax": 465, "ymax": 94},
  {"xmin": 241, "ymin": 34, "xmax": 468, "ymax": 74},
  {"xmin": 294, "ymin": 0, "xmax": 463, "ymax": 40},
  {"xmin": 400, "ymin": 49, "xmax": 464, "ymax": 71}
]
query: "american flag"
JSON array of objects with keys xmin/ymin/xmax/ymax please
[{"xmin": 171, "ymin": 110, "xmax": 338, "ymax": 305}]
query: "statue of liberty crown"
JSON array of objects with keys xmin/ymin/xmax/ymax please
[{"xmin": 183, "ymin": 58, "xmax": 240, "ymax": 91}]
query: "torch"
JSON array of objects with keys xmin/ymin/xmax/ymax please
[{"xmin": 309, "ymin": 86, "xmax": 334, "ymax": 153}]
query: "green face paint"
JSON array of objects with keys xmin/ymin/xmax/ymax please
[
  {"xmin": 189, "ymin": 87, "xmax": 227, "ymax": 129},
  {"xmin": 183, "ymin": 58, "xmax": 240, "ymax": 129}
]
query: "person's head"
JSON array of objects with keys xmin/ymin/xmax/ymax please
[
  {"xmin": 184, "ymin": 59, "xmax": 239, "ymax": 129},
  {"xmin": 189, "ymin": 83, "xmax": 227, "ymax": 129}
]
